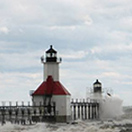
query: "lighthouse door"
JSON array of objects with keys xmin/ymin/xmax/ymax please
[{"xmin": 43, "ymin": 95, "xmax": 52, "ymax": 114}]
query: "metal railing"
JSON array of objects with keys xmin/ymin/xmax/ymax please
[{"xmin": 0, "ymin": 102, "xmax": 56, "ymax": 125}]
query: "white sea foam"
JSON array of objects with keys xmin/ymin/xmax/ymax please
[
  {"xmin": 1, "ymin": 119, "xmax": 131, "ymax": 132},
  {"xmin": 99, "ymin": 94, "xmax": 123, "ymax": 119},
  {"xmin": 89, "ymin": 92, "xmax": 123, "ymax": 120}
]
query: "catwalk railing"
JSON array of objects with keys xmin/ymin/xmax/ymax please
[
  {"xmin": 0, "ymin": 99, "xmax": 100, "ymax": 125},
  {"xmin": 0, "ymin": 102, "xmax": 56, "ymax": 125},
  {"xmin": 71, "ymin": 99, "xmax": 99, "ymax": 120}
]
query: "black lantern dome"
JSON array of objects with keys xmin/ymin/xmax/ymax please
[
  {"xmin": 93, "ymin": 79, "xmax": 102, "ymax": 93},
  {"xmin": 46, "ymin": 45, "xmax": 57, "ymax": 62}
]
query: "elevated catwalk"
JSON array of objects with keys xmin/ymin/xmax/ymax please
[
  {"xmin": 0, "ymin": 100, "xmax": 99, "ymax": 125},
  {"xmin": 71, "ymin": 99, "xmax": 99, "ymax": 120}
]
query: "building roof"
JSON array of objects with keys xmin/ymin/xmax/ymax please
[
  {"xmin": 32, "ymin": 76, "xmax": 71, "ymax": 96},
  {"xmin": 93, "ymin": 79, "xmax": 101, "ymax": 85},
  {"xmin": 46, "ymin": 45, "xmax": 57, "ymax": 54}
]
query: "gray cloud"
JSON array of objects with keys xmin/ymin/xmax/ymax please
[{"xmin": 0, "ymin": 0, "xmax": 132, "ymax": 105}]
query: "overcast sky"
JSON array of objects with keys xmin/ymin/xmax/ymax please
[{"xmin": 0, "ymin": 0, "xmax": 132, "ymax": 106}]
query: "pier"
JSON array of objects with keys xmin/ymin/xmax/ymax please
[
  {"xmin": 0, "ymin": 102, "xmax": 56, "ymax": 125},
  {"xmin": 0, "ymin": 99, "xmax": 99, "ymax": 125},
  {"xmin": 71, "ymin": 99, "xmax": 99, "ymax": 120}
]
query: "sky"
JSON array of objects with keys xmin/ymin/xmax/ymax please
[{"xmin": 0, "ymin": 0, "xmax": 132, "ymax": 106}]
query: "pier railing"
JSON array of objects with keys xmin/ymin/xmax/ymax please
[
  {"xmin": 0, "ymin": 101, "xmax": 56, "ymax": 125},
  {"xmin": 71, "ymin": 99, "xmax": 99, "ymax": 120},
  {"xmin": 0, "ymin": 99, "xmax": 100, "ymax": 124}
]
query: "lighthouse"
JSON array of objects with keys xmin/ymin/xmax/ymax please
[
  {"xmin": 92, "ymin": 79, "xmax": 102, "ymax": 99},
  {"xmin": 31, "ymin": 45, "xmax": 71, "ymax": 122},
  {"xmin": 93, "ymin": 79, "xmax": 102, "ymax": 93}
]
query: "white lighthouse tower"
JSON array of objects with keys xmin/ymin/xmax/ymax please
[
  {"xmin": 92, "ymin": 79, "xmax": 102, "ymax": 99},
  {"xmin": 42, "ymin": 45, "xmax": 61, "ymax": 81},
  {"xmin": 32, "ymin": 45, "xmax": 71, "ymax": 122}
]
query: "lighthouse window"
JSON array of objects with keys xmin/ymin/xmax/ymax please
[
  {"xmin": 46, "ymin": 53, "xmax": 50, "ymax": 57},
  {"xmin": 94, "ymin": 84, "xmax": 101, "ymax": 87},
  {"xmin": 52, "ymin": 53, "xmax": 56, "ymax": 57}
]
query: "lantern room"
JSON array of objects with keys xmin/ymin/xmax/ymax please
[
  {"xmin": 46, "ymin": 45, "xmax": 57, "ymax": 62},
  {"xmin": 93, "ymin": 79, "xmax": 102, "ymax": 93}
]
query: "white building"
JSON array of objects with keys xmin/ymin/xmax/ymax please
[{"xmin": 31, "ymin": 45, "xmax": 71, "ymax": 122}]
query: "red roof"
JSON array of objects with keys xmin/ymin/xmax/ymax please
[{"xmin": 32, "ymin": 76, "xmax": 71, "ymax": 96}]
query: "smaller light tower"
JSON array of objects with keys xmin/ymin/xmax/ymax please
[
  {"xmin": 93, "ymin": 79, "xmax": 102, "ymax": 99},
  {"xmin": 93, "ymin": 79, "xmax": 102, "ymax": 93}
]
